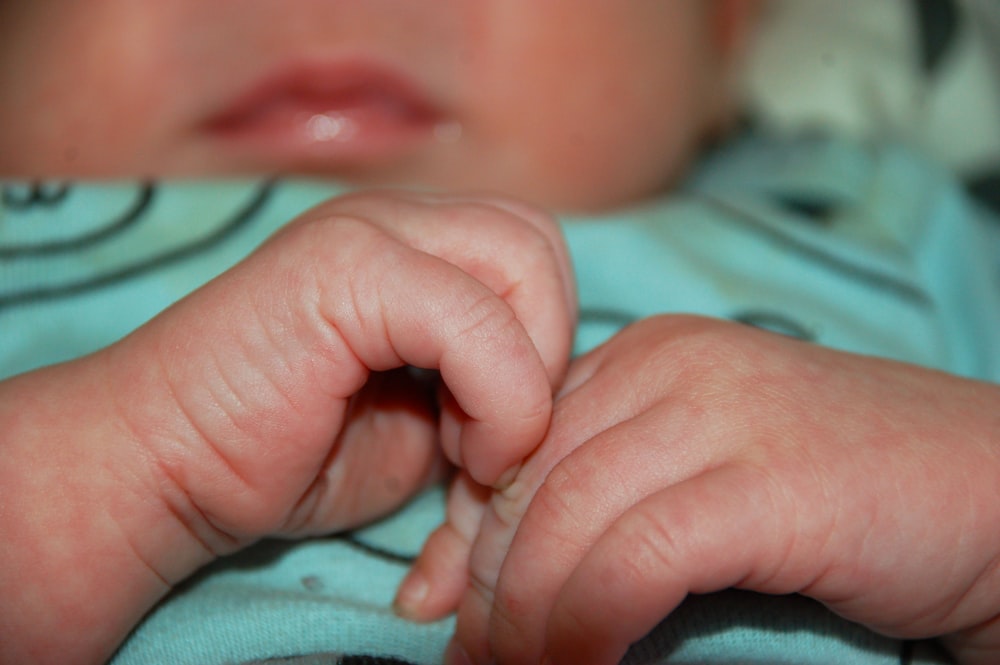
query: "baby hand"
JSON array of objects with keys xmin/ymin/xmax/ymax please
[
  {"xmin": 0, "ymin": 190, "xmax": 575, "ymax": 664},
  {"xmin": 413, "ymin": 315, "xmax": 1000, "ymax": 665},
  {"xmin": 120, "ymin": 190, "xmax": 576, "ymax": 539}
]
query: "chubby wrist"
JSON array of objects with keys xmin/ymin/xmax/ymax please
[{"xmin": 0, "ymin": 357, "xmax": 218, "ymax": 665}]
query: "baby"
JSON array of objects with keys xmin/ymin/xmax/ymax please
[{"xmin": 2, "ymin": 2, "xmax": 1000, "ymax": 665}]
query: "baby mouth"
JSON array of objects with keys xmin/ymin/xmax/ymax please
[
  {"xmin": 204, "ymin": 61, "xmax": 457, "ymax": 161},
  {"xmin": 209, "ymin": 82, "xmax": 434, "ymax": 139}
]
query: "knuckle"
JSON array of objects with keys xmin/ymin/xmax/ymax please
[
  {"xmin": 461, "ymin": 196, "xmax": 563, "ymax": 258},
  {"xmin": 465, "ymin": 551, "xmax": 505, "ymax": 623},
  {"xmin": 547, "ymin": 593, "xmax": 595, "ymax": 647},
  {"xmin": 269, "ymin": 211, "xmax": 388, "ymax": 282},
  {"xmin": 500, "ymin": 456, "xmax": 592, "ymax": 547},
  {"xmin": 489, "ymin": 457, "xmax": 588, "ymax": 549},
  {"xmin": 538, "ymin": 457, "xmax": 587, "ymax": 510},
  {"xmin": 488, "ymin": 483, "xmax": 530, "ymax": 534},
  {"xmin": 618, "ymin": 314, "xmax": 758, "ymax": 388},
  {"xmin": 486, "ymin": 194, "xmax": 556, "ymax": 228},
  {"xmin": 610, "ymin": 503, "xmax": 684, "ymax": 586},
  {"xmin": 490, "ymin": 579, "xmax": 536, "ymax": 646},
  {"xmin": 454, "ymin": 293, "xmax": 523, "ymax": 350},
  {"xmin": 307, "ymin": 189, "xmax": 409, "ymax": 221},
  {"xmin": 526, "ymin": 476, "xmax": 577, "ymax": 533},
  {"xmin": 446, "ymin": 192, "xmax": 559, "ymax": 236}
]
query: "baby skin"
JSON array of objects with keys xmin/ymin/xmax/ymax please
[
  {"xmin": 2, "ymin": 1, "xmax": 1000, "ymax": 664},
  {"xmin": 401, "ymin": 315, "xmax": 1000, "ymax": 665}
]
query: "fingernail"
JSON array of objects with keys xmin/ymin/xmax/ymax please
[
  {"xmin": 444, "ymin": 639, "xmax": 473, "ymax": 665},
  {"xmin": 393, "ymin": 569, "xmax": 429, "ymax": 619},
  {"xmin": 494, "ymin": 462, "xmax": 522, "ymax": 491}
]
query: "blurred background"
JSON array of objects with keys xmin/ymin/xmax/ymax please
[{"xmin": 743, "ymin": 0, "xmax": 1000, "ymax": 209}]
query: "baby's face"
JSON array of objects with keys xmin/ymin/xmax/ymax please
[{"xmin": 0, "ymin": 1, "xmax": 738, "ymax": 210}]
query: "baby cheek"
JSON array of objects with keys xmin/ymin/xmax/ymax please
[
  {"xmin": 518, "ymin": 112, "xmax": 701, "ymax": 210},
  {"xmin": 8, "ymin": 1, "xmax": 187, "ymax": 175},
  {"xmin": 497, "ymin": 64, "xmax": 713, "ymax": 209}
]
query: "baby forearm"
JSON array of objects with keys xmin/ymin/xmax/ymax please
[{"xmin": 0, "ymin": 358, "xmax": 214, "ymax": 665}]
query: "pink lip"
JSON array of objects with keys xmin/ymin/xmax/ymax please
[{"xmin": 203, "ymin": 60, "xmax": 445, "ymax": 168}]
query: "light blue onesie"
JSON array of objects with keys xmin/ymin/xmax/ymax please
[{"xmin": 3, "ymin": 134, "xmax": 998, "ymax": 664}]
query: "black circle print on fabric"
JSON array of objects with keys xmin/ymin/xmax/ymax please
[
  {"xmin": 0, "ymin": 183, "xmax": 153, "ymax": 257},
  {"xmin": 0, "ymin": 181, "xmax": 274, "ymax": 310},
  {"xmin": 1, "ymin": 181, "xmax": 71, "ymax": 209},
  {"xmin": 338, "ymin": 532, "xmax": 417, "ymax": 565},
  {"xmin": 731, "ymin": 309, "xmax": 817, "ymax": 342},
  {"xmin": 248, "ymin": 655, "xmax": 418, "ymax": 664}
]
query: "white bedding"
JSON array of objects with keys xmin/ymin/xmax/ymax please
[{"xmin": 744, "ymin": 0, "xmax": 1000, "ymax": 177}]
